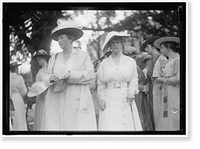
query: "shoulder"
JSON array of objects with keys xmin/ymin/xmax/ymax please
[
  {"xmin": 159, "ymin": 55, "xmax": 167, "ymax": 61},
  {"xmin": 123, "ymin": 54, "xmax": 136, "ymax": 63},
  {"xmin": 18, "ymin": 74, "xmax": 24, "ymax": 81},
  {"xmin": 76, "ymin": 49, "xmax": 88, "ymax": 55},
  {"xmin": 174, "ymin": 57, "xmax": 180, "ymax": 64},
  {"xmin": 49, "ymin": 53, "xmax": 57, "ymax": 60},
  {"xmin": 100, "ymin": 58, "xmax": 108, "ymax": 66}
]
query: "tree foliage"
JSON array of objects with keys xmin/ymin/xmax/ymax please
[{"xmin": 7, "ymin": 7, "xmax": 180, "ymax": 81}]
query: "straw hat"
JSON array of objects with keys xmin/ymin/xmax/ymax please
[
  {"xmin": 27, "ymin": 81, "xmax": 48, "ymax": 97},
  {"xmin": 154, "ymin": 37, "xmax": 180, "ymax": 49},
  {"xmin": 140, "ymin": 36, "xmax": 161, "ymax": 52},
  {"xmin": 124, "ymin": 46, "xmax": 140, "ymax": 58},
  {"xmin": 10, "ymin": 61, "xmax": 21, "ymax": 68},
  {"xmin": 51, "ymin": 20, "xmax": 83, "ymax": 41},
  {"xmin": 102, "ymin": 31, "xmax": 130, "ymax": 52}
]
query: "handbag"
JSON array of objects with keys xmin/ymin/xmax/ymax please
[
  {"xmin": 52, "ymin": 80, "xmax": 68, "ymax": 93},
  {"xmin": 51, "ymin": 53, "xmax": 68, "ymax": 93}
]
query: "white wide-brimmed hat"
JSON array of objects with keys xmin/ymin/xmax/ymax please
[
  {"xmin": 51, "ymin": 20, "xmax": 83, "ymax": 41},
  {"xmin": 27, "ymin": 81, "xmax": 48, "ymax": 97},
  {"xmin": 102, "ymin": 31, "xmax": 130, "ymax": 52},
  {"xmin": 154, "ymin": 37, "xmax": 180, "ymax": 49}
]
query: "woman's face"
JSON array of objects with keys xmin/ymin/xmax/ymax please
[
  {"xmin": 57, "ymin": 34, "xmax": 71, "ymax": 49},
  {"xmin": 110, "ymin": 38, "xmax": 123, "ymax": 54},
  {"xmin": 37, "ymin": 57, "xmax": 46, "ymax": 66},
  {"xmin": 145, "ymin": 44, "xmax": 153, "ymax": 55},
  {"xmin": 160, "ymin": 44, "xmax": 168, "ymax": 57}
]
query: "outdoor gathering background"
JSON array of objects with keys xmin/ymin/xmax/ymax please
[{"xmin": 2, "ymin": 3, "xmax": 189, "ymax": 137}]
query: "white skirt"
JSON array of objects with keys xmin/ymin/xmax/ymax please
[{"xmin": 98, "ymin": 88, "xmax": 142, "ymax": 131}]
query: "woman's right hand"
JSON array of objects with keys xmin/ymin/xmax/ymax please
[
  {"xmin": 99, "ymin": 100, "xmax": 106, "ymax": 111},
  {"xmin": 49, "ymin": 74, "xmax": 59, "ymax": 83},
  {"xmin": 144, "ymin": 84, "xmax": 149, "ymax": 94}
]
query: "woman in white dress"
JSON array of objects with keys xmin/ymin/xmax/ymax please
[
  {"xmin": 154, "ymin": 37, "xmax": 180, "ymax": 131},
  {"xmin": 32, "ymin": 49, "xmax": 50, "ymax": 130},
  {"xmin": 41, "ymin": 20, "xmax": 97, "ymax": 131},
  {"xmin": 10, "ymin": 62, "xmax": 28, "ymax": 131},
  {"xmin": 97, "ymin": 31, "xmax": 142, "ymax": 131}
]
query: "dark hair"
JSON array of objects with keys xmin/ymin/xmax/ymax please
[
  {"xmin": 10, "ymin": 66, "xmax": 18, "ymax": 73},
  {"xmin": 148, "ymin": 42, "xmax": 160, "ymax": 51},
  {"xmin": 162, "ymin": 42, "xmax": 179, "ymax": 53}
]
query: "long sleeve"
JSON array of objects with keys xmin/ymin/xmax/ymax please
[
  {"xmin": 128, "ymin": 59, "xmax": 139, "ymax": 98},
  {"xmin": 97, "ymin": 62, "xmax": 106, "ymax": 101},
  {"xmin": 67, "ymin": 55, "xmax": 95, "ymax": 85},
  {"xmin": 19, "ymin": 75, "xmax": 27, "ymax": 97},
  {"xmin": 167, "ymin": 58, "xmax": 180, "ymax": 85},
  {"xmin": 160, "ymin": 56, "xmax": 167, "ymax": 68},
  {"xmin": 42, "ymin": 54, "xmax": 55, "ymax": 86}
]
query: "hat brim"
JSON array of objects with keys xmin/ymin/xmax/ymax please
[
  {"xmin": 154, "ymin": 37, "xmax": 180, "ymax": 49},
  {"xmin": 140, "ymin": 36, "xmax": 161, "ymax": 52},
  {"xmin": 27, "ymin": 87, "xmax": 48, "ymax": 97},
  {"xmin": 10, "ymin": 63, "xmax": 21, "ymax": 68},
  {"xmin": 52, "ymin": 28, "xmax": 83, "ymax": 41},
  {"xmin": 102, "ymin": 34, "xmax": 130, "ymax": 52},
  {"xmin": 33, "ymin": 54, "xmax": 51, "ymax": 59}
]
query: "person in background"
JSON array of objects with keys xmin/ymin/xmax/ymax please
[
  {"xmin": 41, "ymin": 20, "xmax": 97, "ymax": 131},
  {"xmin": 140, "ymin": 36, "xmax": 167, "ymax": 131},
  {"xmin": 31, "ymin": 49, "xmax": 51, "ymax": 130},
  {"xmin": 97, "ymin": 31, "xmax": 142, "ymax": 131},
  {"xmin": 136, "ymin": 53, "xmax": 155, "ymax": 131},
  {"xmin": 154, "ymin": 37, "xmax": 180, "ymax": 131},
  {"xmin": 10, "ymin": 61, "xmax": 28, "ymax": 130}
]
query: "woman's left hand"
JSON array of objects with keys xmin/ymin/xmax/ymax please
[
  {"xmin": 127, "ymin": 97, "xmax": 134, "ymax": 103},
  {"xmin": 156, "ymin": 77, "xmax": 168, "ymax": 83},
  {"xmin": 63, "ymin": 72, "xmax": 71, "ymax": 80}
]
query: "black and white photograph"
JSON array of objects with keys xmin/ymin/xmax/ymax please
[{"xmin": 2, "ymin": 2, "xmax": 187, "ymax": 136}]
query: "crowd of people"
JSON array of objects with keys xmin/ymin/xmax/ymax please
[{"xmin": 9, "ymin": 20, "xmax": 180, "ymax": 131}]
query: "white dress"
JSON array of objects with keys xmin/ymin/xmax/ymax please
[
  {"xmin": 10, "ymin": 73, "xmax": 28, "ymax": 131},
  {"xmin": 41, "ymin": 49, "xmax": 97, "ymax": 131},
  {"xmin": 97, "ymin": 54, "xmax": 142, "ymax": 131},
  {"xmin": 33, "ymin": 67, "xmax": 47, "ymax": 130}
]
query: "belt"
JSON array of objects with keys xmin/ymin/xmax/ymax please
[{"xmin": 107, "ymin": 82, "xmax": 128, "ymax": 89}]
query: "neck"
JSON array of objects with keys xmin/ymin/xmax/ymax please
[
  {"xmin": 168, "ymin": 51, "xmax": 176, "ymax": 59},
  {"xmin": 152, "ymin": 50, "xmax": 159, "ymax": 57},
  {"xmin": 41, "ymin": 62, "xmax": 47, "ymax": 69},
  {"xmin": 112, "ymin": 52, "xmax": 121, "ymax": 58},
  {"xmin": 63, "ymin": 45, "xmax": 72, "ymax": 55}
]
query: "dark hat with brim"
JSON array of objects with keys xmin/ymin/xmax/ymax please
[
  {"xmin": 51, "ymin": 21, "xmax": 83, "ymax": 41},
  {"xmin": 154, "ymin": 37, "xmax": 180, "ymax": 49},
  {"xmin": 33, "ymin": 49, "xmax": 51, "ymax": 59},
  {"xmin": 10, "ymin": 62, "xmax": 21, "ymax": 68},
  {"xmin": 140, "ymin": 36, "xmax": 161, "ymax": 52}
]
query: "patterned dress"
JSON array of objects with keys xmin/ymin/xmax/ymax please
[{"xmin": 158, "ymin": 53, "xmax": 180, "ymax": 131}]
